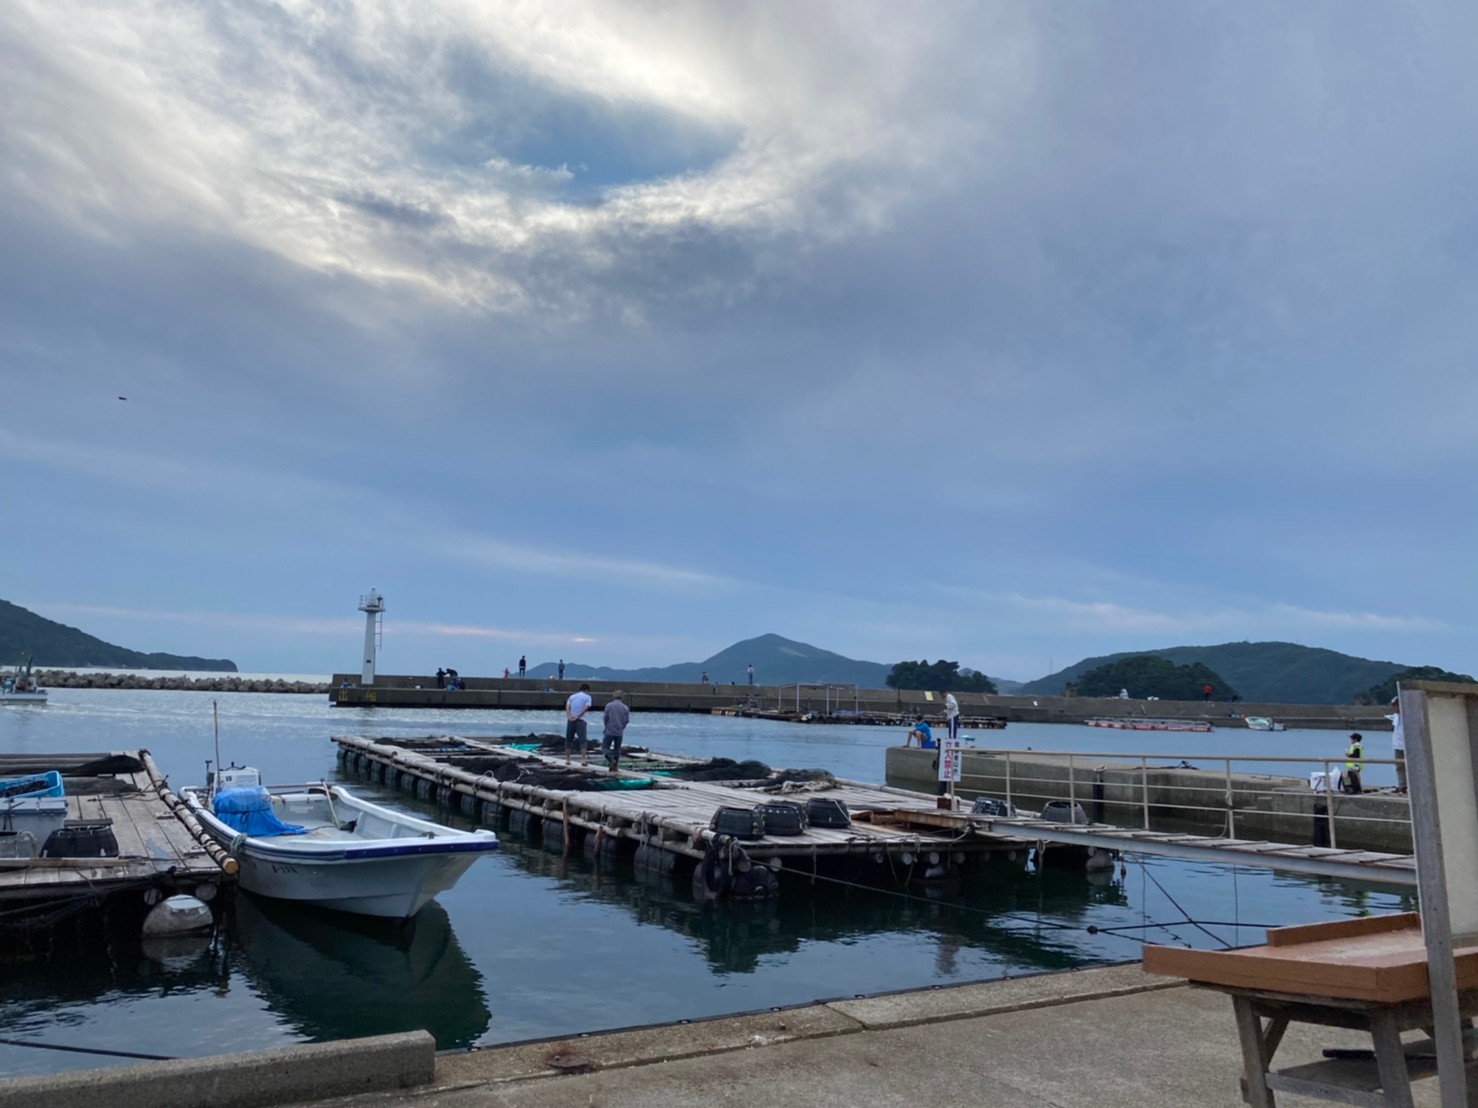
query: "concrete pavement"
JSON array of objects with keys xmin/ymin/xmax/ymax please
[{"xmin": 285, "ymin": 964, "xmax": 1459, "ymax": 1108}]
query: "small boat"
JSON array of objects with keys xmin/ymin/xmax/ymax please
[
  {"xmin": 181, "ymin": 767, "xmax": 500, "ymax": 919},
  {"xmin": 1084, "ymin": 717, "xmax": 1215, "ymax": 733},
  {"xmin": 1244, "ymin": 716, "xmax": 1286, "ymax": 732},
  {"xmin": 0, "ymin": 655, "xmax": 47, "ymax": 704}
]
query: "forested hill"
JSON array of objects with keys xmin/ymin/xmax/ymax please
[
  {"xmin": 0, "ymin": 599, "xmax": 237, "ymax": 672},
  {"xmin": 530, "ymin": 633, "xmax": 893, "ymax": 688},
  {"xmin": 1019, "ymin": 641, "xmax": 1406, "ymax": 705}
]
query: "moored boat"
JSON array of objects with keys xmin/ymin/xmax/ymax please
[
  {"xmin": 1, "ymin": 655, "xmax": 47, "ymax": 704},
  {"xmin": 181, "ymin": 767, "xmax": 500, "ymax": 919},
  {"xmin": 1244, "ymin": 716, "xmax": 1287, "ymax": 732},
  {"xmin": 1084, "ymin": 717, "xmax": 1215, "ymax": 733}
]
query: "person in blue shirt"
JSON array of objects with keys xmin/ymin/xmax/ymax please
[{"xmin": 906, "ymin": 719, "xmax": 936, "ymax": 749}]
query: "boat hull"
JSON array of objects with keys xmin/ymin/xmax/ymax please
[
  {"xmin": 182, "ymin": 782, "xmax": 499, "ymax": 920},
  {"xmin": 1084, "ymin": 718, "xmax": 1215, "ymax": 733},
  {"xmin": 0, "ymin": 693, "xmax": 48, "ymax": 704},
  {"xmin": 229, "ymin": 847, "xmax": 484, "ymax": 918}
]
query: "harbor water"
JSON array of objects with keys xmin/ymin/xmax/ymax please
[{"xmin": 0, "ymin": 687, "xmax": 1412, "ymax": 1077}]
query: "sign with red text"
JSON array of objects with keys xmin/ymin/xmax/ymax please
[{"xmin": 938, "ymin": 738, "xmax": 963, "ymax": 783}]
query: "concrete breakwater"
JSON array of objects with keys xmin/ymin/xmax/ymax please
[
  {"xmin": 35, "ymin": 670, "xmax": 330, "ymax": 694},
  {"xmin": 329, "ymin": 673, "xmax": 1395, "ymax": 730}
]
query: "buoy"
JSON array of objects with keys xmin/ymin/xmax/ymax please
[{"xmin": 142, "ymin": 894, "xmax": 213, "ymax": 937}]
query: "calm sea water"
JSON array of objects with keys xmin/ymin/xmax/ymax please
[{"xmin": 0, "ymin": 689, "xmax": 1412, "ymax": 1077}]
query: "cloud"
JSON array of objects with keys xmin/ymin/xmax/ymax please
[
  {"xmin": 437, "ymin": 534, "xmax": 734, "ymax": 591},
  {"xmin": 947, "ymin": 589, "xmax": 1448, "ymax": 639},
  {"xmin": 31, "ymin": 603, "xmax": 359, "ymax": 637},
  {"xmin": 0, "ymin": 1, "xmax": 1023, "ymax": 317}
]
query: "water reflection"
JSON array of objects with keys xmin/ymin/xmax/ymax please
[
  {"xmin": 229, "ymin": 895, "xmax": 491, "ymax": 1048},
  {"xmin": 498, "ymin": 833, "xmax": 1132, "ymax": 977},
  {"xmin": 0, "ymin": 917, "xmax": 229, "ymax": 1013}
]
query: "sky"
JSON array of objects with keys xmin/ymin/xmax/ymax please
[{"xmin": 3, "ymin": 1, "xmax": 1475, "ymax": 682}]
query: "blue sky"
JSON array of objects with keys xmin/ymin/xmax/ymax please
[{"xmin": 3, "ymin": 1, "xmax": 1474, "ymax": 681}]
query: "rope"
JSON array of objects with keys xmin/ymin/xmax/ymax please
[
  {"xmin": 1124, "ymin": 856, "xmax": 1233, "ymax": 948},
  {"xmin": 0, "ymin": 1037, "xmax": 174, "ymax": 1061}
]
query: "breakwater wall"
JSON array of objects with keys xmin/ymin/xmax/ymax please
[
  {"xmin": 36, "ymin": 670, "xmax": 329, "ymax": 694},
  {"xmin": 328, "ymin": 674, "xmax": 1395, "ymax": 730}
]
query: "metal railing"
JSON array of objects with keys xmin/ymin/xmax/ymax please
[{"xmin": 959, "ymin": 747, "xmax": 1410, "ymax": 852}]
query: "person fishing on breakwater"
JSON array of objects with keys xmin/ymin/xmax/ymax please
[
  {"xmin": 1342, "ymin": 732, "xmax": 1364, "ymax": 794},
  {"xmin": 905, "ymin": 718, "xmax": 936, "ymax": 749}
]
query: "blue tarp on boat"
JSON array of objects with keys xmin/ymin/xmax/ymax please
[{"xmin": 213, "ymin": 787, "xmax": 307, "ymax": 837}]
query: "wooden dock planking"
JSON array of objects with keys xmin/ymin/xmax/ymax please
[
  {"xmin": 335, "ymin": 735, "xmax": 1022, "ymax": 870},
  {"xmin": 0, "ymin": 757, "xmax": 229, "ymax": 905}
]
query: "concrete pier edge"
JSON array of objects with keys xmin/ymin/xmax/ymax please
[
  {"xmin": 410, "ymin": 963, "xmax": 1180, "ymax": 1096},
  {"xmin": 0, "ymin": 1029, "xmax": 435, "ymax": 1108}
]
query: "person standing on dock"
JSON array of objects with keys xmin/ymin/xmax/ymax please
[
  {"xmin": 944, "ymin": 690, "xmax": 960, "ymax": 742},
  {"xmin": 558, "ymin": 658, "xmax": 565, "ymax": 680},
  {"xmin": 1388, "ymin": 703, "xmax": 1406, "ymax": 792},
  {"xmin": 565, "ymin": 683, "xmax": 593, "ymax": 766},
  {"xmin": 519, "ymin": 655, "xmax": 527, "ymax": 678},
  {"xmin": 436, "ymin": 667, "xmax": 445, "ymax": 689},
  {"xmin": 1343, "ymin": 732, "xmax": 1364, "ymax": 794},
  {"xmin": 602, "ymin": 690, "xmax": 631, "ymax": 772},
  {"xmin": 747, "ymin": 664, "xmax": 754, "ymax": 685}
]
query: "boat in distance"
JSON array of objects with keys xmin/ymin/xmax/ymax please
[
  {"xmin": 181, "ymin": 767, "xmax": 500, "ymax": 919},
  {"xmin": 1243, "ymin": 716, "xmax": 1287, "ymax": 732},
  {"xmin": 1084, "ymin": 717, "xmax": 1215, "ymax": 733},
  {"xmin": 1, "ymin": 655, "xmax": 47, "ymax": 704}
]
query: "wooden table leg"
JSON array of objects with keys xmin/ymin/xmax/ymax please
[
  {"xmin": 1370, "ymin": 1011, "xmax": 1415, "ymax": 1108},
  {"xmin": 1232, "ymin": 996, "xmax": 1277, "ymax": 1107}
]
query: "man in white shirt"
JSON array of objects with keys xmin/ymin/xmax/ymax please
[
  {"xmin": 1388, "ymin": 703, "xmax": 1406, "ymax": 792},
  {"xmin": 944, "ymin": 690, "xmax": 960, "ymax": 742},
  {"xmin": 565, "ymin": 683, "xmax": 593, "ymax": 766}
]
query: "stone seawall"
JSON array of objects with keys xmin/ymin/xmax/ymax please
[{"xmin": 36, "ymin": 670, "xmax": 330, "ymax": 694}]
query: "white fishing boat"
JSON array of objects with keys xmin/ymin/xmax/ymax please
[
  {"xmin": 0, "ymin": 655, "xmax": 47, "ymax": 704},
  {"xmin": 181, "ymin": 767, "xmax": 500, "ymax": 919},
  {"xmin": 1244, "ymin": 716, "xmax": 1286, "ymax": 732}
]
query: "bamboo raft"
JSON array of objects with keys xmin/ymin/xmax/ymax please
[
  {"xmin": 333, "ymin": 735, "xmax": 1031, "ymax": 890},
  {"xmin": 0, "ymin": 749, "xmax": 233, "ymax": 906}
]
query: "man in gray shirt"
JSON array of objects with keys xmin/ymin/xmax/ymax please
[{"xmin": 602, "ymin": 690, "xmax": 631, "ymax": 773}]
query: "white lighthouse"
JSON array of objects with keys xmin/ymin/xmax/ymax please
[{"xmin": 358, "ymin": 589, "xmax": 385, "ymax": 685}]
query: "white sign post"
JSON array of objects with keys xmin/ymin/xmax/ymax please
[
  {"xmin": 938, "ymin": 738, "xmax": 964, "ymax": 783},
  {"xmin": 938, "ymin": 738, "xmax": 963, "ymax": 811}
]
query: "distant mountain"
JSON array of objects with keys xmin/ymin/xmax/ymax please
[
  {"xmin": 531, "ymin": 633, "xmax": 895, "ymax": 688},
  {"xmin": 0, "ymin": 599, "xmax": 237, "ymax": 672},
  {"xmin": 1019, "ymin": 641, "xmax": 1407, "ymax": 705}
]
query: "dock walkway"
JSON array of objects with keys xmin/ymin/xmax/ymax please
[
  {"xmin": 334, "ymin": 736, "xmax": 1021, "ymax": 882},
  {"xmin": 0, "ymin": 750, "xmax": 232, "ymax": 908}
]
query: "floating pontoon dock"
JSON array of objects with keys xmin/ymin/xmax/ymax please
[
  {"xmin": 0, "ymin": 750, "xmax": 234, "ymax": 910},
  {"xmin": 334, "ymin": 735, "xmax": 1028, "ymax": 886},
  {"xmin": 333, "ymin": 736, "xmax": 1418, "ymax": 892}
]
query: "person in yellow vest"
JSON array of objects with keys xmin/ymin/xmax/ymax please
[{"xmin": 1343, "ymin": 732, "xmax": 1364, "ymax": 794}]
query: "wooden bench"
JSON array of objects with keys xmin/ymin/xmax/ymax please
[{"xmin": 1144, "ymin": 913, "xmax": 1478, "ymax": 1106}]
